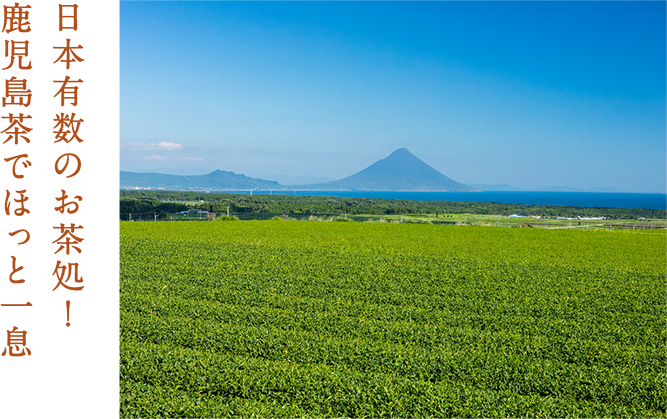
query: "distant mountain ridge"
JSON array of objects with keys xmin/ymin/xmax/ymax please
[
  {"xmin": 120, "ymin": 148, "xmax": 475, "ymax": 192},
  {"xmin": 120, "ymin": 170, "xmax": 281, "ymax": 191},
  {"xmin": 120, "ymin": 152, "xmax": 622, "ymax": 193},
  {"xmin": 301, "ymin": 148, "xmax": 475, "ymax": 192},
  {"xmin": 248, "ymin": 173, "xmax": 336, "ymax": 186}
]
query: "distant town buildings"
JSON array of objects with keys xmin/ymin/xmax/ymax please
[
  {"xmin": 557, "ymin": 216, "xmax": 607, "ymax": 220},
  {"xmin": 178, "ymin": 209, "xmax": 209, "ymax": 215}
]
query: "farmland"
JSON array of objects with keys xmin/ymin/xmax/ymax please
[
  {"xmin": 120, "ymin": 221, "xmax": 666, "ymax": 417},
  {"xmin": 120, "ymin": 190, "xmax": 667, "ymax": 220}
]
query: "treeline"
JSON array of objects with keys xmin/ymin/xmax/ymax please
[{"xmin": 119, "ymin": 190, "xmax": 666, "ymax": 219}]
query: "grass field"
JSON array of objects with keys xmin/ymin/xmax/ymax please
[
  {"xmin": 120, "ymin": 221, "xmax": 666, "ymax": 417},
  {"xmin": 345, "ymin": 213, "xmax": 667, "ymax": 229}
]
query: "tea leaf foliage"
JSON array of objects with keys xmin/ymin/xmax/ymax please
[{"xmin": 121, "ymin": 222, "xmax": 666, "ymax": 417}]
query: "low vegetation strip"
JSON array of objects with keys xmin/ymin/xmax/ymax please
[
  {"xmin": 120, "ymin": 222, "xmax": 665, "ymax": 417},
  {"xmin": 120, "ymin": 190, "xmax": 667, "ymax": 219}
]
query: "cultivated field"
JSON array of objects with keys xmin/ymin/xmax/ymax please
[{"xmin": 120, "ymin": 221, "xmax": 666, "ymax": 417}]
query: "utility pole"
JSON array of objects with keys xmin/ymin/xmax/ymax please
[{"xmin": 227, "ymin": 205, "xmax": 230, "ymax": 217}]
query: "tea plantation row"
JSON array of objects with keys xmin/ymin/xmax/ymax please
[{"xmin": 120, "ymin": 221, "xmax": 666, "ymax": 417}]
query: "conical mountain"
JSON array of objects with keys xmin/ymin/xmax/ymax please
[{"xmin": 309, "ymin": 148, "xmax": 475, "ymax": 191}]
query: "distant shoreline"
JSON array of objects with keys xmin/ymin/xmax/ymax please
[
  {"xmin": 121, "ymin": 188, "xmax": 664, "ymax": 194},
  {"xmin": 120, "ymin": 189, "xmax": 667, "ymax": 210}
]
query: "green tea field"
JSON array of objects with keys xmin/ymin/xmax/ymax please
[{"xmin": 120, "ymin": 221, "xmax": 666, "ymax": 417}]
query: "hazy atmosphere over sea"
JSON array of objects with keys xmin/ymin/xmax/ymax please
[{"xmin": 121, "ymin": 1, "xmax": 665, "ymax": 193}]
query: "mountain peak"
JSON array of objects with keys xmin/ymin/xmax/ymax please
[
  {"xmin": 387, "ymin": 148, "xmax": 413, "ymax": 157},
  {"xmin": 309, "ymin": 149, "xmax": 475, "ymax": 191}
]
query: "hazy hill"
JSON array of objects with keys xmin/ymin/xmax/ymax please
[
  {"xmin": 304, "ymin": 148, "xmax": 476, "ymax": 192},
  {"xmin": 248, "ymin": 173, "xmax": 336, "ymax": 186},
  {"xmin": 120, "ymin": 170, "xmax": 282, "ymax": 191},
  {"xmin": 468, "ymin": 183, "xmax": 523, "ymax": 191},
  {"xmin": 538, "ymin": 186, "xmax": 584, "ymax": 192}
]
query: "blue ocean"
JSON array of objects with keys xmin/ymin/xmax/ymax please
[{"xmin": 239, "ymin": 191, "xmax": 666, "ymax": 210}]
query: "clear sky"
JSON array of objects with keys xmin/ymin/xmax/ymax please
[{"xmin": 121, "ymin": 1, "xmax": 666, "ymax": 192}]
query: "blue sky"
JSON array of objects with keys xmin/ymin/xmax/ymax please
[{"xmin": 121, "ymin": 1, "xmax": 666, "ymax": 192}]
